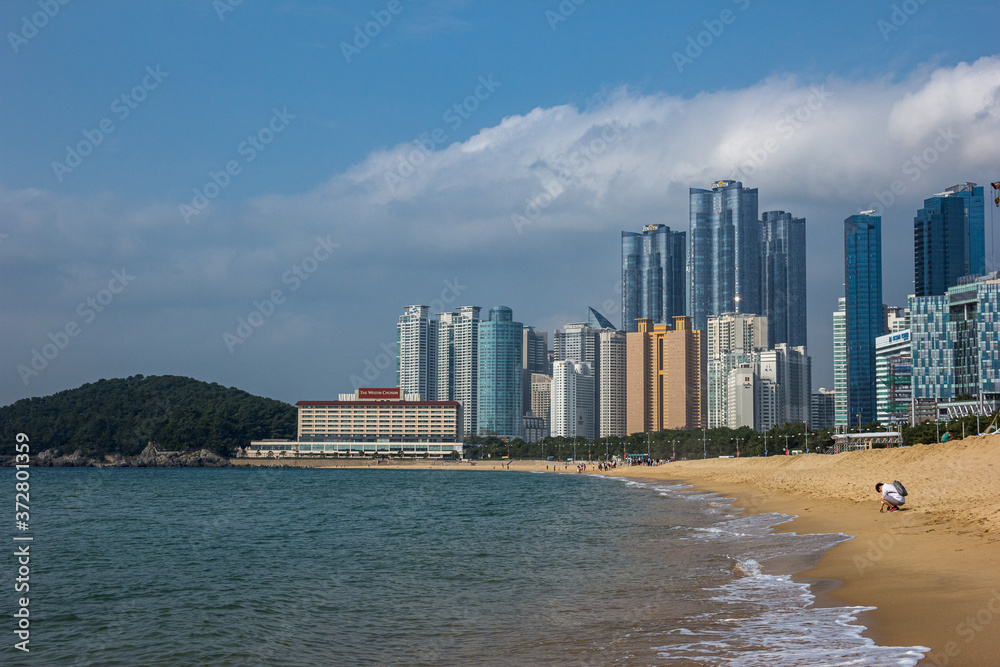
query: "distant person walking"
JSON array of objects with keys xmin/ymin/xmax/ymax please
[{"xmin": 875, "ymin": 482, "xmax": 905, "ymax": 512}]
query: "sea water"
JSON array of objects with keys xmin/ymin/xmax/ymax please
[{"xmin": 1, "ymin": 468, "xmax": 928, "ymax": 665}]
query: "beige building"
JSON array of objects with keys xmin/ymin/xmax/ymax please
[
  {"xmin": 248, "ymin": 388, "xmax": 462, "ymax": 458},
  {"xmin": 530, "ymin": 373, "xmax": 552, "ymax": 430},
  {"xmin": 626, "ymin": 316, "xmax": 705, "ymax": 434}
]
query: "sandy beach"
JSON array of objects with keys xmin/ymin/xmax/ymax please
[{"xmin": 234, "ymin": 435, "xmax": 1000, "ymax": 666}]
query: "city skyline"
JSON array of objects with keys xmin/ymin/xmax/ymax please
[{"xmin": 3, "ymin": 2, "xmax": 1000, "ymax": 408}]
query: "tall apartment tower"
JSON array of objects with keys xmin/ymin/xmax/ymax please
[
  {"xmin": 437, "ymin": 306, "xmax": 480, "ymax": 436},
  {"xmin": 530, "ymin": 372, "xmax": 552, "ymax": 433},
  {"xmin": 845, "ymin": 212, "xmax": 883, "ymax": 428},
  {"xmin": 477, "ymin": 306, "xmax": 523, "ymax": 439},
  {"xmin": 688, "ymin": 181, "xmax": 760, "ymax": 332},
  {"xmin": 550, "ymin": 361, "xmax": 595, "ymax": 440},
  {"xmin": 706, "ymin": 313, "xmax": 768, "ymax": 428},
  {"xmin": 397, "ymin": 305, "xmax": 438, "ymax": 400},
  {"xmin": 760, "ymin": 210, "xmax": 807, "ymax": 348},
  {"xmin": 914, "ymin": 184, "xmax": 986, "ymax": 296},
  {"xmin": 521, "ymin": 326, "xmax": 549, "ymax": 422},
  {"xmin": 622, "ymin": 224, "xmax": 686, "ymax": 333},
  {"xmin": 833, "ymin": 297, "xmax": 848, "ymax": 429},
  {"xmin": 626, "ymin": 316, "xmax": 705, "ymax": 433},
  {"xmin": 598, "ymin": 329, "xmax": 627, "ymax": 437},
  {"xmin": 554, "ymin": 308, "xmax": 617, "ymax": 436}
]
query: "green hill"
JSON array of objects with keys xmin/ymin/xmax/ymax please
[{"xmin": 0, "ymin": 375, "xmax": 295, "ymax": 457}]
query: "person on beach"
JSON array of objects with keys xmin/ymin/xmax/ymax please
[{"xmin": 875, "ymin": 482, "xmax": 905, "ymax": 512}]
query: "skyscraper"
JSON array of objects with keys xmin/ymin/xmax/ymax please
[
  {"xmin": 553, "ymin": 308, "xmax": 617, "ymax": 436},
  {"xmin": 477, "ymin": 306, "xmax": 523, "ymax": 439},
  {"xmin": 397, "ymin": 305, "xmax": 438, "ymax": 400},
  {"xmin": 598, "ymin": 329, "xmax": 626, "ymax": 437},
  {"xmin": 688, "ymin": 180, "xmax": 760, "ymax": 332},
  {"xmin": 833, "ymin": 297, "xmax": 847, "ymax": 429},
  {"xmin": 626, "ymin": 316, "xmax": 705, "ymax": 433},
  {"xmin": 910, "ymin": 272, "xmax": 1000, "ymax": 408},
  {"xmin": 437, "ymin": 306, "xmax": 480, "ymax": 436},
  {"xmin": 845, "ymin": 212, "xmax": 883, "ymax": 428},
  {"xmin": 622, "ymin": 224, "xmax": 686, "ymax": 333},
  {"xmin": 760, "ymin": 210, "xmax": 807, "ymax": 348},
  {"xmin": 550, "ymin": 361, "xmax": 595, "ymax": 440},
  {"xmin": 521, "ymin": 326, "xmax": 548, "ymax": 422},
  {"xmin": 706, "ymin": 313, "xmax": 768, "ymax": 428},
  {"xmin": 914, "ymin": 183, "xmax": 986, "ymax": 296}
]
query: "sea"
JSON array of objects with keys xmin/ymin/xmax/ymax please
[{"xmin": 2, "ymin": 467, "xmax": 930, "ymax": 666}]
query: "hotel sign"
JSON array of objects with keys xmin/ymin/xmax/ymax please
[{"xmin": 358, "ymin": 387, "xmax": 401, "ymax": 399}]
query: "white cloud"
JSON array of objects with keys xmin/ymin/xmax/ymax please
[{"xmin": 3, "ymin": 56, "xmax": 1000, "ymax": 404}]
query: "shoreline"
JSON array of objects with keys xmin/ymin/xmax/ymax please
[{"xmin": 233, "ymin": 436, "xmax": 1000, "ymax": 666}]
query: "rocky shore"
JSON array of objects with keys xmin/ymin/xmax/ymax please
[{"xmin": 2, "ymin": 443, "xmax": 230, "ymax": 468}]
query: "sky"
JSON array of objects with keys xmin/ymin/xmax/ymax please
[{"xmin": 2, "ymin": 0, "xmax": 1000, "ymax": 408}]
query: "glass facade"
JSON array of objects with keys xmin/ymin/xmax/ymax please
[
  {"xmin": 914, "ymin": 195, "xmax": 966, "ymax": 296},
  {"xmin": 688, "ymin": 181, "xmax": 760, "ymax": 332},
  {"xmin": 477, "ymin": 306, "xmax": 523, "ymax": 439},
  {"xmin": 621, "ymin": 224, "xmax": 686, "ymax": 333},
  {"xmin": 915, "ymin": 184, "xmax": 986, "ymax": 297},
  {"xmin": 844, "ymin": 214, "xmax": 882, "ymax": 427},
  {"xmin": 760, "ymin": 210, "xmax": 807, "ymax": 349},
  {"xmin": 910, "ymin": 274, "xmax": 1000, "ymax": 403}
]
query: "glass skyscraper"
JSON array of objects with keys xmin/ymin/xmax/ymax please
[
  {"xmin": 914, "ymin": 183, "xmax": 986, "ymax": 296},
  {"xmin": 688, "ymin": 181, "xmax": 760, "ymax": 332},
  {"xmin": 844, "ymin": 213, "xmax": 883, "ymax": 428},
  {"xmin": 621, "ymin": 224, "xmax": 686, "ymax": 333},
  {"xmin": 477, "ymin": 306, "xmax": 523, "ymax": 439},
  {"xmin": 760, "ymin": 210, "xmax": 807, "ymax": 348}
]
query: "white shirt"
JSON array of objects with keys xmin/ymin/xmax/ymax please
[{"xmin": 882, "ymin": 483, "xmax": 905, "ymax": 505}]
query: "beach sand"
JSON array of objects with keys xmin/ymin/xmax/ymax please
[{"xmin": 234, "ymin": 435, "xmax": 1000, "ymax": 666}]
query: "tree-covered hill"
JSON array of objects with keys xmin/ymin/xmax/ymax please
[{"xmin": 0, "ymin": 375, "xmax": 295, "ymax": 457}]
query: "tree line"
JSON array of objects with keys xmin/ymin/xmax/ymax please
[{"xmin": 0, "ymin": 375, "xmax": 295, "ymax": 458}]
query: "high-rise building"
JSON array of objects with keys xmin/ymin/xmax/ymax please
[
  {"xmin": 522, "ymin": 326, "xmax": 548, "ymax": 420},
  {"xmin": 530, "ymin": 372, "xmax": 552, "ymax": 433},
  {"xmin": 598, "ymin": 329, "xmax": 626, "ymax": 437},
  {"xmin": 758, "ymin": 344, "xmax": 812, "ymax": 428},
  {"xmin": 626, "ymin": 316, "xmax": 705, "ymax": 433},
  {"xmin": 622, "ymin": 224, "xmax": 686, "ymax": 333},
  {"xmin": 910, "ymin": 272, "xmax": 1000, "ymax": 407},
  {"xmin": 706, "ymin": 313, "xmax": 768, "ymax": 428},
  {"xmin": 875, "ymin": 330, "xmax": 912, "ymax": 425},
  {"xmin": 845, "ymin": 212, "xmax": 883, "ymax": 428},
  {"xmin": 688, "ymin": 180, "xmax": 760, "ymax": 332},
  {"xmin": 883, "ymin": 305, "xmax": 909, "ymax": 334},
  {"xmin": 553, "ymin": 308, "xmax": 617, "ymax": 436},
  {"xmin": 397, "ymin": 305, "xmax": 438, "ymax": 400},
  {"xmin": 550, "ymin": 361, "xmax": 595, "ymax": 439},
  {"xmin": 436, "ymin": 306, "xmax": 480, "ymax": 436},
  {"xmin": 477, "ymin": 306, "xmax": 523, "ymax": 439},
  {"xmin": 914, "ymin": 183, "xmax": 986, "ymax": 296},
  {"xmin": 811, "ymin": 388, "xmax": 836, "ymax": 430},
  {"xmin": 833, "ymin": 297, "xmax": 847, "ymax": 429},
  {"xmin": 760, "ymin": 210, "xmax": 807, "ymax": 349}
]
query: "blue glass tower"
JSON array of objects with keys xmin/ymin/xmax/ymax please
[
  {"xmin": 844, "ymin": 212, "xmax": 883, "ymax": 428},
  {"xmin": 760, "ymin": 210, "xmax": 807, "ymax": 349},
  {"xmin": 915, "ymin": 184, "xmax": 986, "ymax": 297},
  {"xmin": 688, "ymin": 181, "xmax": 760, "ymax": 332},
  {"xmin": 621, "ymin": 224, "xmax": 686, "ymax": 333},
  {"xmin": 477, "ymin": 306, "xmax": 523, "ymax": 439}
]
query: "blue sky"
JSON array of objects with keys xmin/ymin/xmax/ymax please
[{"xmin": 2, "ymin": 0, "xmax": 1000, "ymax": 407}]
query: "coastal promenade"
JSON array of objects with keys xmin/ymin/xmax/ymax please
[{"xmin": 232, "ymin": 435, "xmax": 1000, "ymax": 666}]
